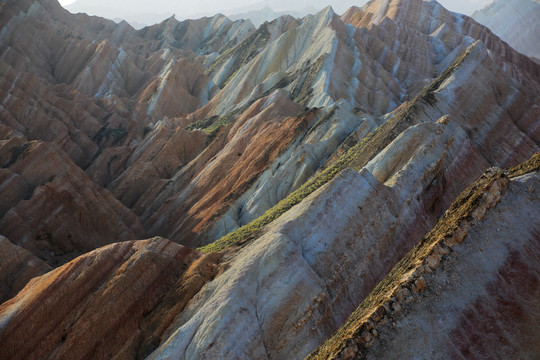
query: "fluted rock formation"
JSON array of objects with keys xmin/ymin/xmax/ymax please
[
  {"xmin": 200, "ymin": 0, "xmax": 537, "ymax": 119},
  {"xmin": 81, "ymin": 0, "xmax": 538, "ymax": 249},
  {"xmin": 0, "ymin": 0, "xmax": 252, "ymax": 137},
  {"xmin": 473, "ymin": 0, "xmax": 540, "ymax": 60}
]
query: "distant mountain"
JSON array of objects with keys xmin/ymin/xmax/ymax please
[
  {"xmin": 229, "ymin": 5, "xmax": 317, "ymax": 27},
  {"xmin": 64, "ymin": 0, "xmax": 364, "ymax": 28},
  {"xmin": 65, "ymin": 0, "xmax": 184, "ymax": 28},
  {"xmin": 473, "ymin": 0, "xmax": 540, "ymax": 59}
]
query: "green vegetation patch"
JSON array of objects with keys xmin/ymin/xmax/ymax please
[
  {"xmin": 93, "ymin": 126, "xmax": 129, "ymax": 146},
  {"xmin": 186, "ymin": 115, "xmax": 227, "ymax": 135},
  {"xmin": 186, "ymin": 99, "xmax": 255, "ymax": 136},
  {"xmin": 3, "ymin": 142, "xmax": 33, "ymax": 168}
]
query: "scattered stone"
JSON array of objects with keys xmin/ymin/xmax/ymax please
[
  {"xmin": 341, "ymin": 343, "xmax": 358, "ymax": 360},
  {"xmin": 396, "ymin": 288, "xmax": 411, "ymax": 302},
  {"xmin": 453, "ymin": 222, "xmax": 471, "ymax": 244},
  {"xmin": 426, "ymin": 254, "xmax": 440, "ymax": 269},
  {"xmin": 414, "ymin": 277, "xmax": 427, "ymax": 293},
  {"xmin": 434, "ymin": 244, "xmax": 450, "ymax": 257},
  {"xmin": 361, "ymin": 331, "xmax": 374, "ymax": 343}
]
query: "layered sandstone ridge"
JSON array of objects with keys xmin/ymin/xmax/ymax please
[
  {"xmin": 2, "ymin": 0, "xmax": 538, "ymax": 256},
  {"xmin": 108, "ymin": 91, "xmax": 379, "ymax": 247},
  {"xmin": 200, "ymin": 0, "xmax": 538, "ymax": 119},
  {"xmin": 86, "ymin": 0, "xmax": 540, "ymax": 248},
  {"xmin": 309, "ymin": 154, "xmax": 540, "ymax": 359},
  {"xmin": 0, "ymin": 0, "xmax": 254, "ymax": 159}
]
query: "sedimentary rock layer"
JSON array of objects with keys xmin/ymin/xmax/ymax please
[
  {"xmin": 0, "ymin": 1, "xmax": 538, "ymax": 358},
  {"xmin": 308, "ymin": 153, "xmax": 540, "ymax": 360},
  {"xmin": 146, "ymin": 43, "xmax": 539, "ymax": 358}
]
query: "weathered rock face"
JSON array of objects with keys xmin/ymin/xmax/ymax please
[
  {"xmin": 130, "ymin": 91, "xmax": 313, "ymax": 247},
  {"xmin": 0, "ymin": 0, "xmax": 252, "ymax": 140},
  {"xmin": 0, "ymin": 0, "xmax": 254, "ymax": 267},
  {"xmin": 0, "ymin": 60, "xmax": 117, "ymax": 169},
  {"xmin": 0, "ymin": 236, "xmax": 51, "ymax": 304},
  {"xmin": 308, "ymin": 154, "xmax": 540, "ymax": 360},
  {"xmin": 473, "ymin": 0, "xmax": 540, "ymax": 60},
  {"xmin": 0, "ymin": 237, "xmax": 202, "ymax": 360},
  {"xmin": 2, "ymin": 0, "xmax": 538, "ymax": 253}
]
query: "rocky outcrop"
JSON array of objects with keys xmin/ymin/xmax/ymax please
[
  {"xmin": 0, "ymin": 237, "xmax": 202, "ymax": 360},
  {"xmin": 0, "ymin": 236, "xmax": 51, "ymax": 304},
  {"xmin": 308, "ymin": 153, "xmax": 540, "ymax": 360},
  {"xmin": 473, "ymin": 0, "xmax": 540, "ymax": 60}
]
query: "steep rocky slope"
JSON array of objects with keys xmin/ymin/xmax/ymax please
[
  {"xmin": 309, "ymin": 153, "xmax": 540, "ymax": 360},
  {"xmin": 0, "ymin": 0, "xmax": 253, "ymax": 265},
  {"xmin": 0, "ymin": 238, "xmax": 202, "ymax": 360},
  {"xmin": 0, "ymin": 138, "xmax": 145, "ymax": 266},
  {"xmin": 0, "ymin": 236, "xmax": 51, "ymax": 304},
  {"xmin": 3, "ymin": 0, "xmax": 537, "ymax": 254},
  {"xmin": 0, "ymin": 0, "xmax": 539, "ymax": 358},
  {"xmin": 473, "ymin": 0, "xmax": 540, "ymax": 60},
  {"xmin": 201, "ymin": 0, "xmax": 537, "ymax": 117},
  {"xmin": 0, "ymin": 0, "xmax": 253, "ymax": 146}
]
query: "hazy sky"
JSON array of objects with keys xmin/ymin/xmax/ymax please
[{"xmin": 59, "ymin": 0, "xmax": 494, "ymax": 16}]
